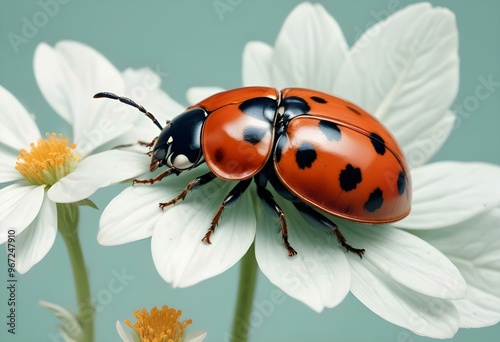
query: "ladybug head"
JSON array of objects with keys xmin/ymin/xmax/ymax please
[{"xmin": 150, "ymin": 108, "xmax": 206, "ymax": 172}]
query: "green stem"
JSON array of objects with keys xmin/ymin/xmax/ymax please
[
  {"xmin": 57, "ymin": 203, "xmax": 94, "ymax": 342},
  {"xmin": 231, "ymin": 243, "xmax": 258, "ymax": 342}
]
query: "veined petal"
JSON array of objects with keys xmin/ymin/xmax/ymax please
[
  {"xmin": 412, "ymin": 208, "xmax": 500, "ymax": 328},
  {"xmin": 0, "ymin": 184, "xmax": 45, "ymax": 242},
  {"xmin": 242, "ymin": 41, "xmax": 274, "ymax": 86},
  {"xmin": 34, "ymin": 41, "xmax": 131, "ymax": 156},
  {"xmin": 98, "ymin": 168, "xmax": 210, "ymax": 245},
  {"xmin": 152, "ymin": 180, "xmax": 256, "ymax": 288},
  {"xmin": 334, "ymin": 3, "xmax": 458, "ymax": 154},
  {"xmin": 47, "ymin": 150, "xmax": 150, "ymax": 203},
  {"xmin": 270, "ymin": 3, "xmax": 348, "ymax": 91},
  {"xmin": 402, "ymin": 110, "xmax": 456, "ymax": 168},
  {"xmin": 255, "ymin": 202, "xmax": 350, "ymax": 312},
  {"xmin": 0, "ymin": 85, "xmax": 41, "ymax": 150},
  {"xmin": 350, "ymin": 255, "xmax": 460, "ymax": 338},
  {"xmin": 342, "ymin": 223, "xmax": 466, "ymax": 299},
  {"xmin": 15, "ymin": 195, "xmax": 57, "ymax": 274},
  {"xmin": 186, "ymin": 87, "xmax": 226, "ymax": 106},
  {"xmin": 397, "ymin": 162, "xmax": 500, "ymax": 229}
]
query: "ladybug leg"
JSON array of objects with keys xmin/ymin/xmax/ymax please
[
  {"xmin": 202, "ymin": 179, "xmax": 252, "ymax": 245},
  {"xmin": 293, "ymin": 202, "xmax": 365, "ymax": 258},
  {"xmin": 256, "ymin": 186, "xmax": 297, "ymax": 257},
  {"xmin": 159, "ymin": 172, "xmax": 216, "ymax": 210},
  {"xmin": 132, "ymin": 167, "xmax": 180, "ymax": 185}
]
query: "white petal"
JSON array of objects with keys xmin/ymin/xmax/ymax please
[
  {"xmin": 0, "ymin": 85, "xmax": 41, "ymax": 150},
  {"xmin": 0, "ymin": 184, "xmax": 45, "ymax": 242},
  {"xmin": 116, "ymin": 321, "xmax": 134, "ymax": 342},
  {"xmin": 14, "ymin": 195, "xmax": 57, "ymax": 273},
  {"xmin": 104, "ymin": 68, "xmax": 185, "ymax": 148},
  {"xmin": 342, "ymin": 223, "xmax": 466, "ymax": 300},
  {"xmin": 270, "ymin": 3, "xmax": 348, "ymax": 91},
  {"xmin": 242, "ymin": 41, "xmax": 274, "ymax": 86},
  {"xmin": 98, "ymin": 168, "xmax": 210, "ymax": 245},
  {"xmin": 350, "ymin": 256, "xmax": 460, "ymax": 338},
  {"xmin": 185, "ymin": 330, "xmax": 207, "ymax": 342},
  {"xmin": 398, "ymin": 162, "xmax": 500, "ymax": 229},
  {"xmin": 413, "ymin": 208, "xmax": 500, "ymax": 328},
  {"xmin": 152, "ymin": 180, "xmax": 256, "ymax": 287},
  {"xmin": 186, "ymin": 87, "xmax": 226, "ymax": 106},
  {"xmin": 255, "ymin": 202, "xmax": 350, "ymax": 312},
  {"xmin": 48, "ymin": 150, "xmax": 150, "ymax": 203},
  {"xmin": 334, "ymin": 3, "xmax": 458, "ymax": 155},
  {"xmin": 34, "ymin": 41, "xmax": 132, "ymax": 155},
  {"xmin": 403, "ymin": 110, "xmax": 456, "ymax": 168},
  {"xmin": 0, "ymin": 149, "xmax": 22, "ymax": 183}
]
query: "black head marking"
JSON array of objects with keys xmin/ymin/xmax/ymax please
[
  {"xmin": 346, "ymin": 106, "xmax": 361, "ymax": 115},
  {"xmin": 281, "ymin": 96, "xmax": 311, "ymax": 120},
  {"xmin": 364, "ymin": 188, "xmax": 384, "ymax": 212},
  {"xmin": 239, "ymin": 97, "xmax": 277, "ymax": 123},
  {"xmin": 369, "ymin": 132, "xmax": 386, "ymax": 155},
  {"xmin": 243, "ymin": 126, "xmax": 268, "ymax": 145},
  {"xmin": 397, "ymin": 171, "xmax": 406, "ymax": 195},
  {"xmin": 310, "ymin": 96, "xmax": 327, "ymax": 104},
  {"xmin": 318, "ymin": 120, "xmax": 341, "ymax": 141},
  {"xmin": 295, "ymin": 142, "xmax": 317, "ymax": 169},
  {"xmin": 339, "ymin": 164, "xmax": 362, "ymax": 192}
]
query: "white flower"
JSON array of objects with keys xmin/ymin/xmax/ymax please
[
  {"xmin": 98, "ymin": 3, "xmax": 500, "ymax": 338},
  {"xmin": 116, "ymin": 305, "xmax": 207, "ymax": 342},
  {"xmin": 0, "ymin": 41, "xmax": 175, "ymax": 273}
]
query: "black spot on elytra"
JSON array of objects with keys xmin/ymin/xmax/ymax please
[
  {"xmin": 214, "ymin": 148, "xmax": 224, "ymax": 163},
  {"xmin": 318, "ymin": 120, "xmax": 341, "ymax": 141},
  {"xmin": 243, "ymin": 126, "xmax": 267, "ymax": 145},
  {"xmin": 346, "ymin": 106, "xmax": 361, "ymax": 115},
  {"xmin": 364, "ymin": 188, "xmax": 384, "ymax": 212},
  {"xmin": 310, "ymin": 96, "xmax": 327, "ymax": 104},
  {"xmin": 275, "ymin": 135, "xmax": 288, "ymax": 163},
  {"xmin": 295, "ymin": 142, "xmax": 317, "ymax": 169},
  {"xmin": 339, "ymin": 164, "xmax": 362, "ymax": 192},
  {"xmin": 369, "ymin": 132, "xmax": 386, "ymax": 155},
  {"xmin": 397, "ymin": 171, "xmax": 406, "ymax": 195},
  {"xmin": 239, "ymin": 97, "xmax": 277, "ymax": 123},
  {"xmin": 281, "ymin": 96, "xmax": 311, "ymax": 119}
]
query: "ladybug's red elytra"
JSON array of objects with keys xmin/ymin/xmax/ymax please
[{"xmin": 94, "ymin": 87, "xmax": 411, "ymax": 257}]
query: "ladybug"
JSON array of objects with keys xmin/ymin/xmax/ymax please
[{"xmin": 94, "ymin": 87, "xmax": 411, "ymax": 257}]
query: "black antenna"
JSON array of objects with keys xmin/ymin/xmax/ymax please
[{"xmin": 93, "ymin": 92, "xmax": 164, "ymax": 131}]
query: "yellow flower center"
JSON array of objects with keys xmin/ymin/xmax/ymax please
[
  {"xmin": 15, "ymin": 133, "xmax": 81, "ymax": 186},
  {"xmin": 125, "ymin": 305, "xmax": 192, "ymax": 342}
]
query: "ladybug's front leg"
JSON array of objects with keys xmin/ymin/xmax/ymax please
[
  {"xmin": 256, "ymin": 186, "xmax": 297, "ymax": 257},
  {"xmin": 202, "ymin": 179, "xmax": 252, "ymax": 245},
  {"xmin": 159, "ymin": 172, "xmax": 216, "ymax": 210},
  {"xmin": 132, "ymin": 167, "xmax": 180, "ymax": 185}
]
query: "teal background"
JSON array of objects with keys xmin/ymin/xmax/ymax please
[{"xmin": 1, "ymin": 0, "xmax": 499, "ymax": 341}]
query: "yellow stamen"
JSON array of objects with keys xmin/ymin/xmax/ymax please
[
  {"xmin": 15, "ymin": 133, "xmax": 80, "ymax": 186},
  {"xmin": 125, "ymin": 305, "xmax": 192, "ymax": 342}
]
